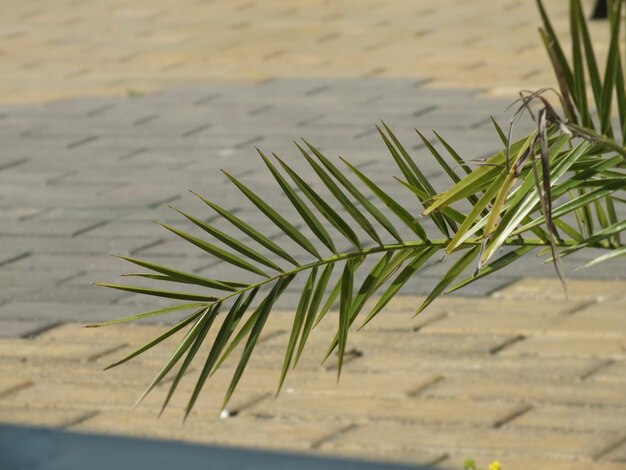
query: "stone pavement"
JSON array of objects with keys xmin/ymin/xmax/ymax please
[
  {"xmin": 0, "ymin": 0, "xmax": 625, "ymax": 469},
  {"xmin": 2, "ymin": 281, "xmax": 626, "ymax": 469},
  {"xmin": 0, "ymin": 0, "xmax": 608, "ymax": 104}
]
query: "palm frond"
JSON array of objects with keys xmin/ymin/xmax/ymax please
[{"xmin": 95, "ymin": 1, "xmax": 626, "ymax": 414}]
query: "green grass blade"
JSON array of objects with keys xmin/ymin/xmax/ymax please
[
  {"xmin": 415, "ymin": 246, "xmax": 481, "ymax": 316},
  {"xmin": 258, "ymin": 150, "xmax": 337, "ymax": 254},
  {"xmin": 116, "ymin": 255, "xmax": 239, "ymax": 291},
  {"xmin": 294, "ymin": 263, "xmax": 334, "ymax": 366},
  {"xmin": 379, "ymin": 124, "xmax": 453, "ymax": 236},
  {"xmin": 394, "ymin": 178, "xmax": 467, "ymax": 225},
  {"xmin": 304, "ymin": 140, "xmax": 403, "ymax": 242},
  {"xmin": 86, "ymin": 303, "xmax": 206, "ymax": 328},
  {"xmin": 134, "ymin": 305, "xmax": 213, "ymax": 407},
  {"xmin": 185, "ymin": 288, "xmax": 259, "ymax": 419},
  {"xmin": 223, "ymin": 171, "xmax": 321, "ymax": 259},
  {"xmin": 296, "ymin": 143, "xmax": 382, "ymax": 244},
  {"xmin": 349, "ymin": 252, "xmax": 393, "ymax": 321},
  {"xmin": 360, "ymin": 246, "xmax": 439, "ymax": 328},
  {"xmin": 579, "ymin": 246, "xmax": 626, "ymax": 268},
  {"xmin": 159, "ymin": 303, "xmax": 221, "ymax": 415},
  {"xmin": 559, "ymin": 220, "xmax": 626, "ymax": 257},
  {"xmin": 572, "ymin": 0, "xmax": 602, "ymax": 115},
  {"xmin": 104, "ymin": 307, "xmax": 207, "ymax": 371},
  {"xmin": 275, "ymin": 155, "xmax": 362, "ymax": 249},
  {"xmin": 432, "ymin": 131, "xmax": 473, "ymax": 176},
  {"xmin": 94, "ymin": 283, "xmax": 219, "ymax": 302},
  {"xmin": 342, "ymin": 158, "xmax": 427, "ymax": 240},
  {"xmin": 490, "ymin": 116, "xmax": 509, "ymax": 147},
  {"xmin": 277, "ymin": 267, "xmax": 317, "ymax": 394},
  {"xmin": 170, "ymin": 207, "xmax": 285, "ymax": 273},
  {"xmin": 536, "ymin": 0, "xmax": 574, "ymax": 94},
  {"xmin": 570, "ymin": 0, "xmax": 591, "ymax": 127},
  {"xmin": 336, "ymin": 259, "xmax": 356, "ymax": 379},
  {"xmin": 222, "ymin": 274, "xmax": 295, "ymax": 409},
  {"xmin": 191, "ymin": 191, "xmax": 300, "ymax": 267},
  {"xmin": 599, "ymin": 0, "xmax": 623, "ymax": 136},
  {"xmin": 159, "ymin": 222, "xmax": 270, "ymax": 278},
  {"xmin": 447, "ymin": 245, "xmax": 536, "ymax": 293}
]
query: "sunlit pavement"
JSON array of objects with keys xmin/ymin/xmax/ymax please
[{"xmin": 0, "ymin": 1, "xmax": 625, "ymax": 469}]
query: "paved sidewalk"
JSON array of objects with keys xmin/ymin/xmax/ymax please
[
  {"xmin": 2, "ymin": 280, "xmax": 626, "ymax": 469},
  {"xmin": 0, "ymin": 0, "xmax": 624, "ymax": 469},
  {"xmin": 0, "ymin": 0, "xmax": 604, "ymax": 104}
]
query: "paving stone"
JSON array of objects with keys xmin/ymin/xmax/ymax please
[
  {"xmin": 0, "ymin": 378, "xmax": 32, "ymax": 398},
  {"xmin": 589, "ymin": 361, "xmax": 626, "ymax": 384},
  {"xmin": 500, "ymin": 337, "xmax": 626, "ymax": 359},
  {"xmin": 71, "ymin": 410, "xmax": 345, "ymax": 452},
  {"xmin": 423, "ymin": 376, "xmax": 626, "ymax": 407},
  {"xmin": 493, "ymin": 279, "xmax": 626, "ymax": 302},
  {"xmin": 0, "ymin": 339, "xmax": 124, "ymax": 363},
  {"xmin": 0, "ymin": 406, "xmax": 93, "ymax": 428},
  {"xmin": 321, "ymin": 421, "xmax": 619, "ymax": 460},
  {"xmin": 511, "ymin": 404, "xmax": 626, "ymax": 434},
  {"xmin": 0, "ymin": 319, "xmax": 57, "ymax": 338},
  {"xmin": 439, "ymin": 455, "xmax": 626, "ymax": 470}
]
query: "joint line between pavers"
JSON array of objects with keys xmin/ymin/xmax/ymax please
[
  {"xmin": 579, "ymin": 359, "xmax": 615, "ymax": 381},
  {"xmin": 87, "ymin": 343, "xmax": 129, "ymax": 363},
  {"xmin": 309, "ymin": 423, "xmax": 358, "ymax": 450},
  {"xmin": 61, "ymin": 410, "xmax": 101, "ymax": 429},
  {"xmin": 592, "ymin": 433, "xmax": 626, "ymax": 461},
  {"xmin": 0, "ymin": 251, "xmax": 32, "ymax": 268},
  {"xmin": 413, "ymin": 313, "xmax": 448, "ymax": 332},
  {"xmin": 72, "ymin": 221, "xmax": 109, "ymax": 238},
  {"xmin": 493, "ymin": 403, "xmax": 533, "ymax": 429},
  {"xmin": 22, "ymin": 321, "xmax": 65, "ymax": 339},
  {"xmin": 405, "ymin": 375, "xmax": 445, "ymax": 398},
  {"xmin": 0, "ymin": 380, "xmax": 34, "ymax": 399},
  {"xmin": 563, "ymin": 300, "xmax": 598, "ymax": 316},
  {"xmin": 229, "ymin": 392, "xmax": 272, "ymax": 416},
  {"xmin": 0, "ymin": 158, "xmax": 28, "ymax": 172},
  {"xmin": 489, "ymin": 334, "xmax": 526, "ymax": 355},
  {"xmin": 67, "ymin": 135, "xmax": 99, "ymax": 149}
]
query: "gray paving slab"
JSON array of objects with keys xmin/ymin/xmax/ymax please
[{"xmin": 0, "ymin": 78, "xmax": 623, "ymax": 332}]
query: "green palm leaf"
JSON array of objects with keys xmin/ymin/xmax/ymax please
[{"xmin": 95, "ymin": 1, "xmax": 626, "ymax": 417}]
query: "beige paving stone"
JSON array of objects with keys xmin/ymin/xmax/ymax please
[
  {"xmin": 423, "ymin": 376, "xmax": 626, "ymax": 407},
  {"xmin": 351, "ymin": 355, "xmax": 599, "ymax": 381},
  {"xmin": 0, "ymin": 0, "xmax": 604, "ymax": 105},
  {"xmin": 501, "ymin": 337, "xmax": 626, "ymax": 359},
  {"xmin": 0, "ymin": 405, "xmax": 93, "ymax": 428},
  {"xmin": 72, "ymin": 410, "xmax": 344, "ymax": 451},
  {"xmin": 365, "ymin": 295, "xmax": 584, "ymax": 316},
  {"xmin": 604, "ymin": 442, "xmax": 626, "ymax": 464},
  {"xmin": 0, "ymin": 380, "xmax": 260, "ymax": 415},
  {"xmin": 590, "ymin": 361, "xmax": 626, "ymax": 384},
  {"xmin": 493, "ymin": 279, "xmax": 626, "ymax": 302},
  {"xmin": 0, "ymin": 378, "xmax": 32, "ymax": 398},
  {"xmin": 0, "ymin": 339, "xmax": 125, "ymax": 362},
  {"xmin": 439, "ymin": 455, "xmax": 626, "ymax": 470},
  {"xmin": 420, "ymin": 312, "xmax": 564, "ymax": 335},
  {"xmin": 511, "ymin": 404, "xmax": 626, "ymax": 434},
  {"xmin": 0, "ymin": 360, "xmax": 185, "ymax": 387},
  {"xmin": 423, "ymin": 308, "xmax": 626, "ymax": 338},
  {"xmin": 321, "ymin": 421, "xmax": 619, "ymax": 460},
  {"xmin": 287, "ymin": 370, "xmax": 440, "ymax": 398}
]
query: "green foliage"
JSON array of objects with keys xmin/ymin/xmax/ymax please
[{"xmin": 93, "ymin": 0, "xmax": 626, "ymax": 415}]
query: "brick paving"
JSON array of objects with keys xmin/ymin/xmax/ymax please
[
  {"xmin": 0, "ymin": 0, "xmax": 604, "ymax": 105},
  {"xmin": 0, "ymin": 0, "xmax": 625, "ymax": 469}
]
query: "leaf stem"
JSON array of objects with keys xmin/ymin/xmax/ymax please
[{"xmin": 209, "ymin": 237, "xmax": 609, "ymax": 305}]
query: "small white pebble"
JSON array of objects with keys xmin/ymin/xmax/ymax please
[{"xmin": 219, "ymin": 409, "xmax": 231, "ymax": 419}]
